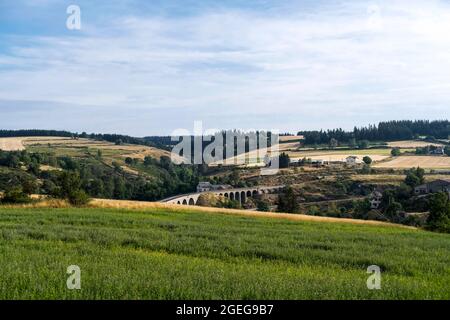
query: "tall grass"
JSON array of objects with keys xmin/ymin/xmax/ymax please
[{"xmin": 0, "ymin": 206, "xmax": 449, "ymax": 299}]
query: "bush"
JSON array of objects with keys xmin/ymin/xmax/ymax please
[
  {"xmin": 426, "ymin": 192, "xmax": 450, "ymax": 233},
  {"xmin": 1, "ymin": 187, "xmax": 31, "ymax": 204},
  {"xmin": 362, "ymin": 156, "xmax": 372, "ymax": 165},
  {"xmin": 360, "ymin": 164, "xmax": 372, "ymax": 174},
  {"xmin": 257, "ymin": 200, "xmax": 270, "ymax": 212},
  {"xmin": 68, "ymin": 190, "xmax": 91, "ymax": 206},
  {"xmin": 279, "ymin": 153, "xmax": 290, "ymax": 169},
  {"xmin": 391, "ymin": 148, "xmax": 401, "ymax": 156},
  {"xmin": 277, "ymin": 187, "xmax": 299, "ymax": 213}
]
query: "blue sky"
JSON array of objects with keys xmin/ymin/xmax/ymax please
[{"xmin": 0, "ymin": 0, "xmax": 450, "ymax": 136}]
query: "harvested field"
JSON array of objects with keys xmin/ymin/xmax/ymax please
[
  {"xmin": 0, "ymin": 137, "xmax": 25, "ymax": 151},
  {"xmin": 279, "ymin": 135, "xmax": 304, "ymax": 142},
  {"xmin": 288, "ymin": 149, "xmax": 391, "ymax": 162},
  {"xmin": 388, "ymin": 140, "xmax": 444, "ymax": 148},
  {"xmin": 373, "ymin": 156, "xmax": 450, "ymax": 169}
]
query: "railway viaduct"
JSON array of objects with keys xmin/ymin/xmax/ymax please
[{"xmin": 160, "ymin": 186, "xmax": 285, "ymax": 206}]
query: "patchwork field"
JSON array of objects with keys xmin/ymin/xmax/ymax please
[
  {"xmin": 212, "ymin": 146, "xmax": 392, "ymax": 166},
  {"xmin": 288, "ymin": 149, "xmax": 392, "ymax": 162},
  {"xmin": 0, "ymin": 136, "xmax": 171, "ymax": 160},
  {"xmin": 0, "ymin": 205, "xmax": 449, "ymax": 299},
  {"xmin": 374, "ymin": 156, "xmax": 450, "ymax": 169}
]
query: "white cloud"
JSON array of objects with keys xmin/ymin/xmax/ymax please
[{"xmin": 0, "ymin": 0, "xmax": 450, "ymax": 134}]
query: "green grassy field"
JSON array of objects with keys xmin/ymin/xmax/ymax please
[{"xmin": 0, "ymin": 206, "xmax": 449, "ymax": 299}]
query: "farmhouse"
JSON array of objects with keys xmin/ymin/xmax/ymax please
[{"xmin": 414, "ymin": 179, "xmax": 450, "ymax": 195}]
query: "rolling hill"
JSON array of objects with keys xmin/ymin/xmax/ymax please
[{"xmin": 0, "ymin": 203, "xmax": 449, "ymax": 299}]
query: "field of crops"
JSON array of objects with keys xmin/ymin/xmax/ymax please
[
  {"xmin": 287, "ymin": 148, "xmax": 392, "ymax": 162},
  {"xmin": 0, "ymin": 136, "xmax": 170, "ymax": 160},
  {"xmin": 0, "ymin": 206, "xmax": 449, "ymax": 299}
]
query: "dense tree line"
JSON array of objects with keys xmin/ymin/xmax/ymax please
[
  {"xmin": 0, "ymin": 129, "xmax": 74, "ymax": 138},
  {"xmin": 298, "ymin": 120, "xmax": 450, "ymax": 145},
  {"xmin": 0, "ymin": 149, "xmax": 202, "ymax": 204},
  {"xmin": 171, "ymin": 130, "xmax": 276, "ymax": 163}
]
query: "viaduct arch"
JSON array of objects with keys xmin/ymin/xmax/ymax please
[{"xmin": 161, "ymin": 186, "xmax": 284, "ymax": 207}]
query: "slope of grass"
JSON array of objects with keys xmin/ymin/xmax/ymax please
[{"xmin": 0, "ymin": 206, "xmax": 449, "ymax": 299}]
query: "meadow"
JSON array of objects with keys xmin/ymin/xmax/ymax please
[{"xmin": 0, "ymin": 206, "xmax": 449, "ymax": 299}]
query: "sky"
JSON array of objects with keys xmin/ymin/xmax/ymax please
[{"xmin": 0, "ymin": 0, "xmax": 450, "ymax": 136}]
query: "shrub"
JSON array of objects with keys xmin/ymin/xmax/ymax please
[
  {"xmin": 277, "ymin": 187, "xmax": 299, "ymax": 213},
  {"xmin": 257, "ymin": 200, "xmax": 270, "ymax": 212},
  {"xmin": 68, "ymin": 190, "xmax": 91, "ymax": 206},
  {"xmin": 360, "ymin": 164, "xmax": 372, "ymax": 174},
  {"xmin": 279, "ymin": 153, "xmax": 290, "ymax": 169},
  {"xmin": 362, "ymin": 156, "xmax": 372, "ymax": 165},
  {"xmin": 391, "ymin": 148, "xmax": 401, "ymax": 156},
  {"xmin": 1, "ymin": 187, "xmax": 31, "ymax": 204}
]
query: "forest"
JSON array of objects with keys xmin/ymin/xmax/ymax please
[{"xmin": 298, "ymin": 120, "xmax": 450, "ymax": 145}]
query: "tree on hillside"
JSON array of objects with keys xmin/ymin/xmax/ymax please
[
  {"xmin": 391, "ymin": 148, "xmax": 401, "ymax": 157},
  {"xmin": 279, "ymin": 153, "xmax": 290, "ymax": 169},
  {"xmin": 257, "ymin": 200, "xmax": 270, "ymax": 212},
  {"xmin": 426, "ymin": 192, "xmax": 450, "ymax": 233},
  {"xmin": 54, "ymin": 171, "xmax": 90, "ymax": 206},
  {"xmin": 404, "ymin": 167, "xmax": 425, "ymax": 188},
  {"xmin": 277, "ymin": 187, "xmax": 299, "ymax": 213},
  {"xmin": 362, "ymin": 156, "xmax": 372, "ymax": 165}
]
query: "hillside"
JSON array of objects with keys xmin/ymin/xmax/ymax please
[
  {"xmin": 0, "ymin": 136, "xmax": 200, "ymax": 202},
  {"xmin": 0, "ymin": 205, "xmax": 449, "ymax": 299},
  {"xmin": 0, "ymin": 136, "xmax": 171, "ymax": 159}
]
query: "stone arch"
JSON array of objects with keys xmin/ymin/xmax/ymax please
[
  {"xmin": 241, "ymin": 191, "xmax": 246, "ymax": 203},
  {"xmin": 177, "ymin": 201, "xmax": 181, "ymax": 205},
  {"xmin": 247, "ymin": 190, "xmax": 252, "ymax": 197},
  {"xmin": 235, "ymin": 192, "xmax": 240, "ymax": 202},
  {"xmin": 230, "ymin": 193, "xmax": 234, "ymax": 200},
  {"xmin": 182, "ymin": 199, "xmax": 188, "ymax": 205},
  {"xmin": 224, "ymin": 193, "xmax": 229, "ymax": 198},
  {"xmin": 189, "ymin": 198, "xmax": 195, "ymax": 205},
  {"xmin": 252, "ymin": 190, "xmax": 258, "ymax": 197}
]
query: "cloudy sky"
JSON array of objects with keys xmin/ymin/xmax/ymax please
[{"xmin": 0, "ymin": 0, "xmax": 449, "ymax": 136}]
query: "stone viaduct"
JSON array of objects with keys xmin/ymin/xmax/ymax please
[{"xmin": 160, "ymin": 186, "xmax": 285, "ymax": 206}]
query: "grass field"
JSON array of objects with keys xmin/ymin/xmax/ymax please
[
  {"xmin": 0, "ymin": 136, "xmax": 170, "ymax": 160},
  {"xmin": 0, "ymin": 206, "xmax": 449, "ymax": 299}
]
